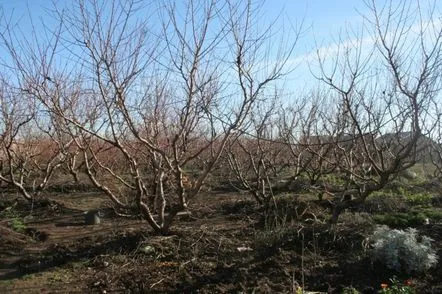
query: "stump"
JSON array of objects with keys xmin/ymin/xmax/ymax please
[{"xmin": 85, "ymin": 210, "xmax": 100, "ymax": 225}]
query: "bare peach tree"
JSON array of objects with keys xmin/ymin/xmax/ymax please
[
  {"xmin": 278, "ymin": 92, "xmax": 344, "ymax": 188},
  {"xmin": 0, "ymin": 76, "xmax": 72, "ymax": 202},
  {"xmin": 0, "ymin": 0, "xmax": 298, "ymax": 233},
  {"xmin": 310, "ymin": 0, "xmax": 442, "ymax": 222},
  {"xmin": 224, "ymin": 99, "xmax": 288, "ymax": 207}
]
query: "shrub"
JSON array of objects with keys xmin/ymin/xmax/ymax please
[
  {"xmin": 405, "ymin": 192, "xmax": 433, "ymax": 206},
  {"xmin": 373, "ymin": 212, "xmax": 427, "ymax": 228},
  {"xmin": 10, "ymin": 218, "xmax": 27, "ymax": 233},
  {"xmin": 396, "ymin": 186, "xmax": 434, "ymax": 206},
  {"xmin": 365, "ymin": 192, "xmax": 408, "ymax": 213},
  {"xmin": 370, "ymin": 225, "xmax": 438, "ymax": 273},
  {"xmin": 420, "ymin": 208, "xmax": 442, "ymax": 222},
  {"xmin": 373, "ymin": 207, "xmax": 442, "ymax": 228}
]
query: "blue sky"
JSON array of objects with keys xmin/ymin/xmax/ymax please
[
  {"xmin": 0, "ymin": 1, "xmax": 364, "ymax": 88},
  {"xmin": 0, "ymin": 0, "xmax": 368, "ymax": 45},
  {"xmin": 1, "ymin": 0, "xmax": 441, "ymax": 93}
]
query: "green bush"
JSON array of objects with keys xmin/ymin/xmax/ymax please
[
  {"xmin": 373, "ymin": 212, "xmax": 427, "ymax": 228},
  {"xmin": 404, "ymin": 192, "xmax": 433, "ymax": 206},
  {"xmin": 10, "ymin": 218, "xmax": 26, "ymax": 232},
  {"xmin": 419, "ymin": 208, "xmax": 442, "ymax": 222},
  {"xmin": 366, "ymin": 187, "xmax": 435, "ymax": 214},
  {"xmin": 374, "ymin": 207, "xmax": 442, "ymax": 227}
]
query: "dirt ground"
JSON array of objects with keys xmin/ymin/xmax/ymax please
[{"xmin": 0, "ymin": 191, "xmax": 441, "ymax": 293}]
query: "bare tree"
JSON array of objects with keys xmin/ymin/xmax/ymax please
[
  {"xmin": 310, "ymin": 0, "xmax": 442, "ymax": 222},
  {"xmin": 0, "ymin": 0, "xmax": 298, "ymax": 234},
  {"xmin": 225, "ymin": 99, "xmax": 288, "ymax": 207},
  {"xmin": 429, "ymin": 102, "xmax": 442, "ymax": 179},
  {"xmin": 0, "ymin": 77, "xmax": 70, "ymax": 201},
  {"xmin": 282, "ymin": 93, "xmax": 343, "ymax": 187}
]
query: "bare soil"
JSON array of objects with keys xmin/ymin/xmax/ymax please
[{"xmin": 0, "ymin": 191, "xmax": 441, "ymax": 293}]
